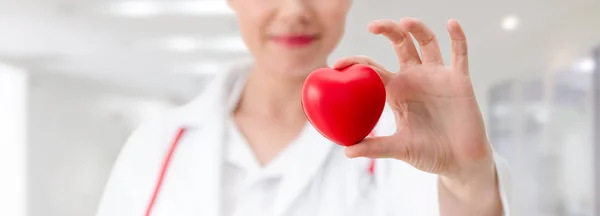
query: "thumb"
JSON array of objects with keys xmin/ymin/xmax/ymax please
[
  {"xmin": 333, "ymin": 56, "xmax": 393, "ymax": 85},
  {"xmin": 332, "ymin": 55, "xmax": 373, "ymax": 69},
  {"xmin": 345, "ymin": 135, "xmax": 409, "ymax": 160}
]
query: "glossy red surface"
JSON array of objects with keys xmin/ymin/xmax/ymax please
[{"xmin": 302, "ymin": 64, "xmax": 386, "ymax": 146}]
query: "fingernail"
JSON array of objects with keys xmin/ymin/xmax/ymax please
[
  {"xmin": 451, "ymin": 18, "xmax": 460, "ymax": 25},
  {"xmin": 344, "ymin": 148, "xmax": 357, "ymax": 158},
  {"xmin": 332, "ymin": 62, "xmax": 344, "ymax": 69},
  {"xmin": 371, "ymin": 19, "xmax": 387, "ymax": 25}
]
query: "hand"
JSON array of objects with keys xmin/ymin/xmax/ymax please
[{"xmin": 334, "ymin": 18, "xmax": 496, "ymax": 190}]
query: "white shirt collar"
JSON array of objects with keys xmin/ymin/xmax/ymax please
[{"xmin": 225, "ymin": 117, "xmax": 317, "ymax": 181}]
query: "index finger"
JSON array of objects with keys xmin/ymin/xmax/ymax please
[
  {"xmin": 399, "ymin": 18, "xmax": 444, "ymax": 65},
  {"xmin": 368, "ymin": 19, "xmax": 422, "ymax": 67}
]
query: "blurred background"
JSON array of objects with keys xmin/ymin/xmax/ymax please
[{"xmin": 0, "ymin": 0, "xmax": 599, "ymax": 215}]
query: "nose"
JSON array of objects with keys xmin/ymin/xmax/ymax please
[{"xmin": 279, "ymin": 0, "xmax": 311, "ymax": 24}]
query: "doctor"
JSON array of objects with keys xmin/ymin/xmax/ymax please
[{"xmin": 97, "ymin": 0, "xmax": 511, "ymax": 215}]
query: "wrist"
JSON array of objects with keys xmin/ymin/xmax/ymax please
[
  {"xmin": 438, "ymin": 160, "xmax": 503, "ymax": 216},
  {"xmin": 439, "ymin": 158, "xmax": 498, "ymax": 202}
]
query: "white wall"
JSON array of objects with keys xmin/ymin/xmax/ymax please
[
  {"xmin": 26, "ymin": 72, "xmax": 174, "ymax": 216},
  {"xmin": 487, "ymin": 69, "xmax": 596, "ymax": 216},
  {"xmin": 0, "ymin": 62, "xmax": 28, "ymax": 216}
]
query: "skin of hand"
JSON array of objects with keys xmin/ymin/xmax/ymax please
[{"xmin": 334, "ymin": 17, "xmax": 502, "ymax": 215}]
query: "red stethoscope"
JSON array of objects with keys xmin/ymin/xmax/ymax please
[{"xmin": 144, "ymin": 128, "xmax": 377, "ymax": 216}]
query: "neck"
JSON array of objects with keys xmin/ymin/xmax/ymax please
[{"xmin": 235, "ymin": 63, "xmax": 325, "ymax": 121}]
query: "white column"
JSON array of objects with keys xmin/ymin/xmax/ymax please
[
  {"xmin": 0, "ymin": 61, "xmax": 27, "ymax": 216},
  {"xmin": 593, "ymin": 46, "xmax": 600, "ymax": 216}
]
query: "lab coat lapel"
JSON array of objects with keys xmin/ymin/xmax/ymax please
[
  {"xmin": 151, "ymin": 61, "xmax": 249, "ymax": 216},
  {"xmin": 273, "ymin": 126, "xmax": 335, "ymax": 216},
  {"xmin": 151, "ymin": 123, "xmax": 224, "ymax": 216},
  {"xmin": 151, "ymin": 95, "xmax": 227, "ymax": 216}
]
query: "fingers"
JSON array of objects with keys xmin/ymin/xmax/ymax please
[
  {"xmin": 345, "ymin": 136, "xmax": 409, "ymax": 160},
  {"xmin": 332, "ymin": 55, "xmax": 372, "ymax": 69},
  {"xmin": 398, "ymin": 18, "xmax": 444, "ymax": 65},
  {"xmin": 447, "ymin": 18, "xmax": 470, "ymax": 74},
  {"xmin": 368, "ymin": 20, "xmax": 421, "ymax": 67},
  {"xmin": 333, "ymin": 56, "xmax": 393, "ymax": 85},
  {"xmin": 343, "ymin": 18, "xmax": 469, "ymax": 76}
]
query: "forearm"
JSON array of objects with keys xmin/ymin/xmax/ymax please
[{"xmin": 438, "ymin": 161, "xmax": 503, "ymax": 216}]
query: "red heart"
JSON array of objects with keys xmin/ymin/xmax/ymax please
[{"xmin": 302, "ymin": 64, "xmax": 386, "ymax": 146}]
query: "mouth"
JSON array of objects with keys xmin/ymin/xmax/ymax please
[{"xmin": 269, "ymin": 34, "xmax": 319, "ymax": 48}]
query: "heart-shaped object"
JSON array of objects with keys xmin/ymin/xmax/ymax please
[{"xmin": 302, "ymin": 64, "xmax": 386, "ymax": 146}]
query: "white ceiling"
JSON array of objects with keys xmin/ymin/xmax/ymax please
[{"xmin": 0, "ymin": 0, "xmax": 599, "ymax": 101}]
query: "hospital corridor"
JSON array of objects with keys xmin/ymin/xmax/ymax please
[{"xmin": 1, "ymin": 0, "xmax": 600, "ymax": 215}]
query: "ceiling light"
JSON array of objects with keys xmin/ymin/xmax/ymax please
[
  {"xmin": 107, "ymin": 0, "xmax": 233, "ymax": 17},
  {"xmin": 204, "ymin": 36, "xmax": 248, "ymax": 52},
  {"xmin": 108, "ymin": 1, "xmax": 162, "ymax": 18},
  {"xmin": 165, "ymin": 36, "xmax": 200, "ymax": 52},
  {"xmin": 501, "ymin": 15, "xmax": 520, "ymax": 31},
  {"xmin": 174, "ymin": 1, "xmax": 234, "ymax": 15},
  {"xmin": 151, "ymin": 35, "xmax": 247, "ymax": 53},
  {"xmin": 574, "ymin": 58, "xmax": 596, "ymax": 73}
]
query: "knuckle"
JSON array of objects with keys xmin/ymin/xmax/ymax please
[
  {"xmin": 376, "ymin": 142, "xmax": 387, "ymax": 156},
  {"xmin": 419, "ymin": 35, "xmax": 436, "ymax": 47},
  {"xmin": 454, "ymin": 49, "xmax": 468, "ymax": 56},
  {"xmin": 452, "ymin": 41, "xmax": 469, "ymax": 56},
  {"xmin": 399, "ymin": 17, "xmax": 415, "ymax": 24},
  {"xmin": 387, "ymin": 31, "xmax": 407, "ymax": 45},
  {"xmin": 356, "ymin": 55, "xmax": 370, "ymax": 60},
  {"xmin": 356, "ymin": 55, "xmax": 375, "ymax": 65}
]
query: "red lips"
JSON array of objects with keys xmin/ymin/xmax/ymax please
[
  {"xmin": 271, "ymin": 35, "xmax": 315, "ymax": 48},
  {"xmin": 302, "ymin": 64, "xmax": 386, "ymax": 146}
]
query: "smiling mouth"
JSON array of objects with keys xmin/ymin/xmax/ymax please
[{"xmin": 270, "ymin": 34, "xmax": 319, "ymax": 48}]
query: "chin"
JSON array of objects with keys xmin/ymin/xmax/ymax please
[
  {"xmin": 276, "ymin": 62, "xmax": 323, "ymax": 78},
  {"xmin": 270, "ymin": 57, "xmax": 325, "ymax": 77}
]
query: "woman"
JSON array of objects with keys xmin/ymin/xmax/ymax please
[{"xmin": 96, "ymin": 0, "xmax": 511, "ymax": 215}]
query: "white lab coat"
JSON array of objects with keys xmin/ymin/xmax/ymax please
[{"xmin": 96, "ymin": 60, "xmax": 512, "ymax": 216}]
